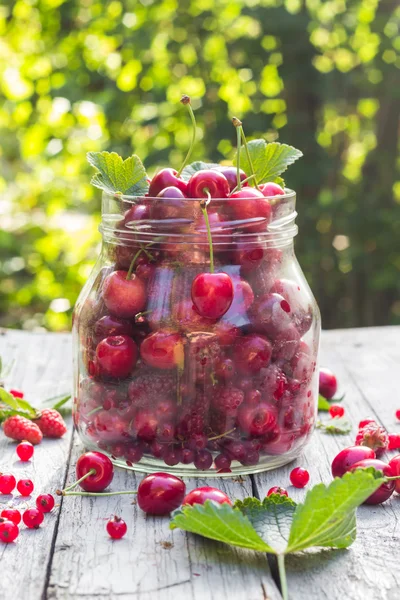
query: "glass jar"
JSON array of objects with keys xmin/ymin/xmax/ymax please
[{"xmin": 73, "ymin": 190, "xmax": 320, "ymax": 476}]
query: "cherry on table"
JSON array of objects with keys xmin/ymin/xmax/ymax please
[
  {"xmin": 187, "ymin": 169, "xmax": 230, "ymax": 198},
  {"xmin": 75, "ymin": 451, "xmax": 114, "ymax": 493},
  {"xmin": 388, "ymin": 455, "xmax": 400, "ymax": 494},
  {"xmin": 182, "ymin": 486, "xmax": 232, "ymax": 506},
  {"xmin": 331, "ymin": 446, "xmax": 376, "ymax": 478},
  {"xmin": 96, "ymin": 335, "xmax": 138, "ymax": 379},
  {"xmin": 137, "ymin": 472, "xmax": 186, "ymax": 515},
  {"xmin": 148, "ymin": 168, "xmax": 188, "ymax": 197},
  {"xmin": 350, "ymin": 459, "xmax": 395, "ymax": 504},
  {"xmin": 0, "ymin": 518, "xmax": 19, "ymax": 543},
  {"xmin": 102, "ymin": 270, "xmax": 147, "ymax": 319},
  {"xmin": 319, "ymin": 367, "xmax": 338, "ymax": 400},
  {"xmin": 107, "ymin": 515, "xmax": 127, "ymax": 539}
]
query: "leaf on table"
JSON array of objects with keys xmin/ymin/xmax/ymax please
[
  {"xmin": 318, "ymin": 395, "xmax": 331, "ymax": 411},
  {"xmin": 317, "ymin": 416, "xmax": 352, "ymax": 434},
  {"xmin": 286, "ymin": 469, "xmax": 384, "ymax": 553},
  {"xmin": 170, "ymin": 500, "xmax": 274, "ymax": 552},
  {"xmin": 87, "ymin": 151, "xmax": 148, "ymax": 195},
  {"xmin": 180, "ymin": 161, "xmax": 220, "ymax": 181},
  {"xmin": 234, "ymin": 495, "xmax": 297, "ymax": 554},
  {"xmin": 234, "ymin": 140, "xmax": 302, "ymax": 185},
  {"xmin": 0, "ymin": 388, "xmax": 37, "ymax": 419}
]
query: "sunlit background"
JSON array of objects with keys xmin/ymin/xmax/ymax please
[{"xmin": 0, "ymin": 0, "xmax": 399, "ymax": 331}]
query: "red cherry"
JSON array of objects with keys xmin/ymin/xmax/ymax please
[
  {"xmin": 191, "ymin": 272, "xmax": 234, "ymax": 319},
  {"xmin": 17, "ymin": 479, "xmax": 34, "ymax": 497},
  {"xmin": 182, "ymin": 486, "xmax": 232, "ymax": 506},
  {"xmin": 148, "ymin": 168, "xmax": 188, "ymax": 197},
  {"xmin": 212, "ymin": 166, "xmax": 248, "ymax": 192},
  {"xmin": 267, "ymin": 486, "xmax": 288, "ymax": 497},
  {"xmin": 96, "ymin": 335, "xmax": 138, "ymax": 378},
  {"xmin": 0, "ymin": 509, "xmax": 21, "ymax": 525},
  {"xmin": 187, "ymin": 169, "xmax": 230, "ymax": 198},
  {"xmin": 0, "ymin": 519, "xmax": 19, "ymax": 543},
  {"xmin": 251, "ymin": 293, "xmax": 291, "ymax": 338},
  {"xmin": 388, "ymin": 433, "xmax": 400, "ymax": 450},
  {"xmin": 122, "ymin": 203, "xmax": 150, "ymax": 227},
  {"xmin": 329, "ymin": 404, "xmax": 345, "ymax": 418},
  {"xmin": 36, "ymin": 494, "xmax": 55, "ymax": 513},
  {"xmin": 94, "ymin": 315, "xmax": 135, "ymax": 344},
  {"xmin": 107, "ymin": 515, "xmax": 127, "ymax": 539},
  {"xmin": 350, "ymin": 459, "xmax": 395, "ymax": 504},
  {"xmin": 16, "ymin": 441, "xmax": 34, "ymax": 462},
  {"xmin": 157, "ymin": 186, "xmax": 187, "ymax": 199},
  {"xmin": 228, "ymin": 188, "xmax": 271, "ymax": 233},
  {"xmin": 237, "ymin": 403, "xmax": 277, "ymax": 437},
  {"xmin": 234, "ymin": 333, "xmax": 272, "ymax": 374},
  {"xmin": 319, "ymin": 367, "xmax": 338, "ymax": 400},
  {"xmin": 23, "ymin": 508, "xmax": 44, "ymax": 529},
  {"xmin": 331, "ymin": 446, "xmax": 376, "ymax": 478},
  {"xmin": 289, "ymin": 467, "xmax": 310, "ymax": 488},
  {"xmin": 259, "ymin": 182, "xmax": 285, "ymax": 197},
  {"xmin": 140, "ymin": 331, "xmax": 183, "ymax": 370},
  {"xmin": 75, "ymin": 451, "xmax": 114, "ymax": 492},
  {"xmin": 396, "ymin": 410, "xmax": 400, "ymax": 421},
  {"xmin": 137, "ymin": 472, "xmax": 186, "ymax": 515},
  {"xmin": 389, "ymin": 455, "xmax": 400, "ymax": 494},
  {"xmin": 103, "ymin": 271, "xmax": 146, "ymax": 319}
]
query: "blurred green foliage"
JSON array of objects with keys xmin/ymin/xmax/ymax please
[{"xmin": 0, "ymin": 0, "xmax": 399, "ymax": 331}]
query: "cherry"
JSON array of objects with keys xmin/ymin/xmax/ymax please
[
  {"xmin": 272, "ymin": 325, "xmax": 300, "ymax": 361},
  {"xmin": 0, "ymin": 509, "xmax": 21, "ymax": 525},
  {"xmin": 267, "ymin": 486, "xmax": 288, "ymax": 497},
  {"xmin": 96, "ymin": 335, "xmax": 138, "ymax": 378},
  {"xmin": 94, "ymin": 315, "xmax": 135, "ymax": 344},
  {"xmin": 187, "ymin": 169, "xmax": 230, "ymax": 199},
  {"xmin": 212, "ymin": 166, "xmax": 248, "ymax": 192},
  {"xmin": 107, "ymin": 515, "xmax": 127, "ymax": 539},
  {"xmin": 234, "ymin": 334, "xmax": 272, "ymax": 374},
  {"xmin": 17, "ymin": 479, "xmax": 34, "ymax": 497},
  {"xmin": 331, "ymin": 446, "xmax": 376, "ymax": 478},
  {"xmin": 182, "ymin": 486, "xmax": 232, "ymax": 506},
  {"xmin": 350, "ymin": 459, "xmax": 395, "ymax": 504},
  {"xmin": 148, "ymin": 168, "xmax": 188, "ymax": 197},
  {"xmin": 192, "ymin": 273, "xmax": 234, "ymax": 320},
  {"xmin": 396, "ymin": 410, "xmax": 400, "ymax": 421},
  {"xmin": 36, "ymin": 494, "xmax": 55, "ymax": 513},
  {"xmin": 157, "ymin": 186, "xmax": 187, "ymax": 199},
  {"xmin": 259, "ymin": 182, "xmax": 285, "ymax": 197},
  {"xmin": 214, "ymin": 454, "xmax": 231, "ymax": 470},
  {"xmin": 290, "ymin": 467, "xmax": 310, "ymax": 488},
  {"xmin": 388, "ymin": 455, "xmax": 400, "ymax": 494},
  {"xmin": 329, "ymin": 404, "xmax": 345, "ymax": 418},
  {"xmin": 102, "ymin": 271, "xmax": 146, "ymax": 319},
  {"xmin": 16, "ymin": 441, "xmax": 34, "ymax": 462},
  {"xmin": 238, "ymin": 403, "xmax": 277, "ymax": 437},
  {"xmin": 0, "ymin": 518, "xmax": 19, "ymax": 543},
  {"xmin": 251, "ymin": 293, "xmax": 291, "ymax": 338},
  {"xmin": 122, "ymin": 203, "xmax": 150, "ymax": 227},
  {"xmin": 23, "ymin": 508, "xmax": 44, "ymax": 529},
  {"xmin": 194, "ymin": 449, "xmax": 213, "ymax": 470},
  {"xmin": 319, "ymin": 367, "xmax": 338, "ymax": 400},
  {"xmin": 388, "ymin": 434, "xmax": 400, "ymax": 450},
  {"xmin": 140, "ymin": 331, "xmax": 184, "ymax": 370},
  {"xmin": 0, "ymin": 473, "xmax": 16, "ymax": 494},
  {"xmin": 61, "ymin": 451, "xmax": 114, "ymax": 493},
  {"xmin": 137, "ymin": 472, "xmax": 186, "ymax": 515},
  {"xmin": 228, "ymin": 188, "xmax": 271, "ymax": 233}
]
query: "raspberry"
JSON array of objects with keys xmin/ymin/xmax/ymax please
[
  {"xmin": 355, "ymin": 422, "xmax": 389, "ymax": 455},
  {"xmin": 128, "ymin": 370, "xmax": 175, "ymax": 408},
  {"xmin": 212, "ymin": 387, "xmax": 244, "ymax": 415},
  {"xmin": 2, "ymin": 416, "xmax": 43, "ymax": 445},
  {"xmin": 34, "ymin": 409, "xmax": 67, "ymax": 438}
]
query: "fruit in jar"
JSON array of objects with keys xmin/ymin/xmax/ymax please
[
  {"xmin": 103, "ymin": 271, "xmax": 146, "ymax": 319},
  {"xmin": 96, "ymin": 335, "xmax": 138, "ymax": 378}
]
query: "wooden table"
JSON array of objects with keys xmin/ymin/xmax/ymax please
[{"xmin": 0, "ymin": 326, "xmax": 399, "ymax": 600}]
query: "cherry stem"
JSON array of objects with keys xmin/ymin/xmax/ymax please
[
  {"xmin": 126, "ymin": 248, "xmax": 144, "ymax": 280},
  {"xmin": 277, "ymin": 554, "xmax": 288, "ymax": 600},
  {"xmin": 240, "ymin": 125, "xmax": 260, "ymax": 190},
  {"xmin": 61, "ymin": 490, "xmax": 138, "ymax": 497},
  {"xmin": 177, "ymin": 95, "xmax": 196, "ymax": 176},
  {"xmin": 208, "ymin": 427, "xmax": 236, "ymax": 442},
  {"xmin": 200, "ymin": 192, "xmax": 214, "ymax": 273},
  {"xmin": 58, "ymin": 469, "xmax": 96, "ymax": 495}
]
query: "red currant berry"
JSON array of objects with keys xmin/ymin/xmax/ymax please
[
  {"xmin": 329, "ymin": 404, "xmax": 345, "ymax": 418},
  {"xmin": 0, "ymin": 509, "xmax": 21, "ymax": 525},
  {"xmin": 194, "ymin": 449, "xmax": 213, "ymax": 471},
  {"xmin": 10, "ymin": 389, "xmax": 24, "ymax": 398},
  {"xmin": 102, "ymin": 270, "xmax": 147, "ymax": 319},
  {"xmin": 16, "ymin": 441, "xmax": 34, "ymax": 462},
  {"xmin": 358, "ymin": 418, "xmax": 376, "ymax": 429},
  {"xmin": 23, "ymin": 508, "xmax": 44, "ymax": 529},
  {"xmin": 331, "ymin": 446, "xmax": 376, "ymax": 478},
  {"xmin": 214, "ymin": 454, "xmax": 231, "ymax": 471},
  {"xmin": 389, "ymin": 455, "xmax": 400, "ymax": 494},
  {"xmin": 75, "ymin": 452, "xmax": 114, "ymax": 493},
  {"xmin": 0, "ymin": 518, "xmax": 19, "ymax": 543},
  {"xmin": 137, "ymin": 472, "xmax": 186, "ymax": 515},
  {"xmin": 140, "ymin": 331, "xmax": 183, "ymax": 370},
  {"xmin": 267, "ymin": 486, "xmax": 288, "ymax": 497},
  {"xmin": 106, "ymin": 515, "xmax": 127, "ymax": 539},
  {"xmin": 388, "ymin": 433, "xmax": 400, "ymax": 451},
  {"xmin": 191, "ymin": 272, "xmax": 234, "ymax": 320},
  {"xmin": 17, "ymin": 479, "xmax": 34, "ymax": 497},
  {"xmin": 96, "ymin": 335, "xmax": 138, "ymax": 379},
  {"xmin": 396, "ymin": 410, "xmax": 400, "ymax": 421},
  {"xmin": 350, "ymin": 459, "xmax": 395, "ymax": 504},
  {"xmin": 36, "ymin": 494, "xmax": 55, "ymax": 513},
  {"xmin": 319, "ymin": 367, "xmax": 337, "ymax": 399},
  {"xmin": 182, "ymin": 486, "xmax": 232, "ymax": 506},
  {"xmin": 0, "ymin": 473, "xmax": 16, "ymax": 495},
  {"xmin": 290, "ymin": 467, "xmax": 310, "ymax": 488}
]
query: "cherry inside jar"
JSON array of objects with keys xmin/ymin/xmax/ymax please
[{"xmin": 72, "ymin": 190, "xmax": 320, "ymax": 476}]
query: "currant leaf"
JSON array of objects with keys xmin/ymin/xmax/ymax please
[
  {"xmin": 235, "ymin": 140, "xmax": 302, "ymax": 185},
  {"xmin": 0, "ymin": 388, "xmax": 37, "ymax": 419},
  {"xmin": 180, "ymin": 161, "xmax": 220, "ymax": 181},
  {"xmin": 286, "ymin": 469, "xmax": 384, "ymax": 553},
  {"xmin": 170, "ymin": 500, "xmax": 274, "ymax": 552},
  {"xmin": 87, "ymin": 151, "xmax": 148, "ymax": 195},
  {"xmin": 317, "ymin": 416, "xmax": 352, "ymax": 434},
  {"xmin": 318, "ymin": 395, "xmax": 331, "ymax": 411}
]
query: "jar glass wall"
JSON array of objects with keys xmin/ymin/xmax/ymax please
[{"xmin": 72, "ymin": 191, "xmax": 320, "ymax": 476}]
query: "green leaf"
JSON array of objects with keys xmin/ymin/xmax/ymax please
[
  {"xmin": 318, "ymin": 395, "xmax": 331, "ymax": 411},
  {"xmin": 317, "ymin": 416, "xmax": 352, "ymax": 434},
  {"xmin": 286, "ymin": 470, "xmax": 384, "ymax": 553},
  {"xmin": 234, "ymin": 495, "xmax": 296, "ymax": 554},
  {"xmin": 180, "ymin": 161, "xmax": 220, "ymax": 181},
  {"xmin": 0, "ymin": 388, "xmax": 37, "ymax": 419},
  {"xmin": 235, "ymin": 140, "xmax": 302, "ymax": 185},
  {"xmin": 170, "ymin": 500, "xmax": 273, "ymax": 552},
  {"xmin": 87, "ymin": 151, "xmax": 148, "ymax": 195}
]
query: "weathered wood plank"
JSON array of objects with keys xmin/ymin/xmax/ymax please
[
  {"xmin": 0, "ymin": 330, "xmax": 73, "ymax": 600},
  {"xmin": 47, "ymin": 434, "xmax": 281, "ymax": 600},
  {"xmin": 253, "ymin": 326, "xmax": 400, "ymax": 600}
]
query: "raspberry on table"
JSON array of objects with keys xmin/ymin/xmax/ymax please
[
  {"xmin": 34, "ymin": 409, "xmax": 67, "ymax": 438},
  {"xmin": 2, "ymin": 416, "xmax": 43, "ymax": 445}
]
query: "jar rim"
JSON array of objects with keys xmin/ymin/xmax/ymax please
[{"xmin": 102, "ymin": 188, "xmax": 296, "ymax": 203}]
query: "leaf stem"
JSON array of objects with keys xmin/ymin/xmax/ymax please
[
  {"xmin": 177, "ymin": 95, "xmax": 197, "ymax": 176},
  {"xmin": 240, "ymin": 125, "xmax": 260, "ymax": 190},
  {"xmin": 277, "ymin": 554, "xmax": 289, "ymax": 600},
  {"xmin": 200, "ymin": 193, "xmax": 214, "ymax": 273}
]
